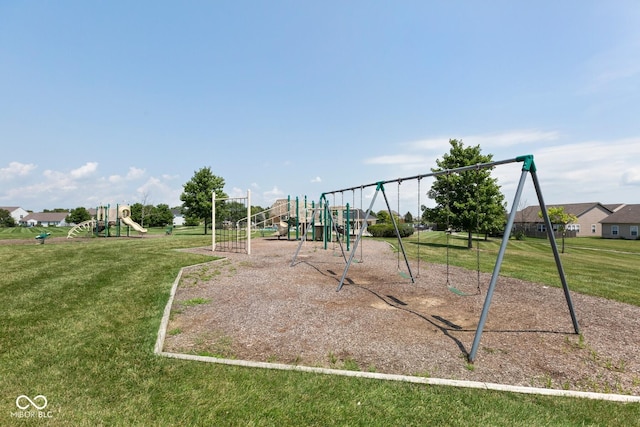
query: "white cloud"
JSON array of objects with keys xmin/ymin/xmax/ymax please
[
  {"xmin": 496, "ymin": 137, "xmax": 640, "ymax": 206},
  {"xmin": 109, "ymin": 166, "xmax": 145, "ymax": 183},
  {"xmin": 621, "ymin": 168, "xmax": 640, "ymax": 186},
  {"xmin": 406, "ymin": 129, "xmax": 559, "ymax": 151},
  {"xmin": 70, "ymin": 162, "xmax": 98, "ymax": 179},
  {"xmin": 0, "ymin": 161, "xmax": 37, "ymax": 180},
  {"xmin": 310, "ymin": 176, "xmax": 322, "ymax": 183},
  {"xmin": 263, "ymin": 186, "xmax": 285, "ymax": 204}
]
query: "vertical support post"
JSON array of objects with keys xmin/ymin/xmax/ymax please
[
  {"xmin": 295, "ymin": 196, "xmax": 299, "ymax": 241},
  {"xmin": 106, "ymin": 204, "xmax": 110, "ymax": 237},
  {"xmin": 247, "ymin": 189, "xmax": 251, "ymax": 255},
  {"xmin": 469, "ymin": 168, "xmax": 529, "ymax": 362},
  {"xmin": 346, "ymin": 203, "xmax": 350, "ymax": 252},
  {"xmin": 212, "ymin": 191, "xmax": 216, "ymax": 252},
  {"xmin": 531, "ymin": 171, "xmax": 580, "ymax": 335},
  {"xmin": 311, "ymin": 200, "xmax": 316, "ymax": 241},
  {"xmin": 287, "ymin": 195, "xmax": 291, "ymax": 241}
]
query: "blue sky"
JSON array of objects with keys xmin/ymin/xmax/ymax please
[{"xmin": 2, "ymin": 1, "xmax": 640, "ymax": 216}]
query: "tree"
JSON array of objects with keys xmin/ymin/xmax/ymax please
[
  {"xmin": 376, "ymin": 210, "xmax": 391, "ymax": 224},
  {"xmin": 425, "ymin": 139, "xmax": 506, "ymax": 248},
  {"xmin": 0, "ymin": 209, "xmax": 16, "ymax": 227},
  {"xmin": 139, "ymin": 190, "xmax": 151, "ymax": 228},
  {"xmin": 150, "ymin": 204, "xmax": 174, "ymax": 227},
  {"xmin": 223, "ymin": 201, "xmax": 248, "ymax": 225},
  {"xmin": 538, "ymin": 206, "xmax": 577, "ymax": 254},
  {"xmin": 66, "ymin": 207, "xmax": 91, "ymax": 224},
  {"xmin": 404, "ymin": 211, "xmax": 414, "ymax": 224},
  {"xmin": 180, "ymin": 167, "xmax": 226, "ymax": 235}
]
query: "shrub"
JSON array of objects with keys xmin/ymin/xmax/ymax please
[{"xmin": 368, "ymin": 223, "xmax": 414, "ymax": 238}]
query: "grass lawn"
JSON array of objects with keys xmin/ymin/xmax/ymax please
[{"xmin": 1, "ymin": 232, "xmax": 639, "ymax": 425}]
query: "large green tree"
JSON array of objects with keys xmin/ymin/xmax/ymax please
[
  {"xmin": 424, "ymin": 139, "xmax": 506, "ymax": 248},
  {"xmin": 66, "ymin": 207, "xmax": 91, "ymax": 224},
  {"xmin": 180, "ymin": 167, "xmax": 226, "ymax": 234},
  {"xmin": 150, "ymin": 204, "xmax": 174, "ymax": 227}
]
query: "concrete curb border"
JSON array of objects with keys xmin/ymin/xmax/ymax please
[{"xmin": 155, "ymin": 264, "xmax": 640, "ymax": 404}]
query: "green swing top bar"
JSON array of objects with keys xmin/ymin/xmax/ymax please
[{"xmin": 321, "ymin": 154, "xmax": 536, "ymax": 197}]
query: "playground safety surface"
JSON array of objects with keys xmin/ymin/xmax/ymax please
[{"xmin": 166, "ymin": 237, "xmax": 640, "ymax": 396}]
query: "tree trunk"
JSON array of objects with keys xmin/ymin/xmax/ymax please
[
  {"xmin": 204, "ymin": 218, "xmax": 209, "ymax": 235},
  {"xmin": 467, "ymin": 229, "xmax": 473, "ymax": 249}
]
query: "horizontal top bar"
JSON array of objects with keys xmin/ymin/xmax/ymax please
[{"xmin": 322, "ymin": 156, "xmax": 529, "ymax": 196}]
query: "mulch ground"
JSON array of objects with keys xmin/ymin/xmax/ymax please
[{"xmin": 165, "ymin": 237, "xmax": 640, "ymax": 395}]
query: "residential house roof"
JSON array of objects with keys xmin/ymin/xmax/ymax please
[
  {"xmin": 516, "ymin": 202, "xmax": 616, "ymax": 222},
  {"xmin": 0, "ymin": 206, "xmax": 21, "ymax": 212},
  {"xmin": 600, "ymin": 204, "xmax": 640, "ymax": 224},
  {"xmin": 602, "ymin": 203, "xmax": 626, "ymax": 212}
]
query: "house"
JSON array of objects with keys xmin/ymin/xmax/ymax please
[
  {"xmin": 171, "ymin": 208, "xmax": 185, "ymax": 226},
  {"xmin": 0, "ymin": 206, "xmax": 29, "ymax": 223},
  {"xmin": 600, "ymin": 204, "xmax": 640, "ymax": 239},
  {"xmin": 514, "ymin": 202, "xmax": 624, "ymax": 238},
  {"xmin": 20, "ymin": 212, "xmax": 70, "ymax": 227}
]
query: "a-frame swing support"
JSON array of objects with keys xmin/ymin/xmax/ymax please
[{"xmin": 291, "ymin": 154, "xmax": 580, "ymax": 363}]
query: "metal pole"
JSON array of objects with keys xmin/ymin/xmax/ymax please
[
  {"xmin": 212, "ymin": 191, "xmax": 216, "ymax": 252},
  {"xmin": 247, "ymin": 189, "xmax": 251, "ymax": 255},
  {"xmin": 531, "ymin": 170, "xmax": 580, "ymax": 334},
  {"xmin": 346, "ymin": 203, "xmax": 350, "ymax": 252},
  {"xmin": 323, "ymin": 157, "xmax": 522, "ymax": 196},
  {"xmin": 337, "ymin": 183, "xmax": 381, "ymax": 291},
  {"xmin": 469, "ymin": 168, "xmax": 529, "ymax": 362},
  {"xmin": 295, "ymin": 196, "xmax": 299, "ymax": 241}
]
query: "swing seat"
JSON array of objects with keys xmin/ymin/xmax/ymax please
[
  {"xmin": 398, "ymin": 270, "xmax": 411, "ymax": 279},
  {"xmin": 447, "ymin": 286, "xmax": 477, "ymax": 297}
]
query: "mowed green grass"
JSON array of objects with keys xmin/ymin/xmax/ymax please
[
  {"xmin": 1, "ymin": 233, "xmax": 639, "ymax": 425},
  {"xmin": 398, "ymin": 232, "xmax": 640, "ymax": 306}
]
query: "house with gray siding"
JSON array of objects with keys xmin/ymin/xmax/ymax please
[
  {"xmin": 600, "ymin": 204, "xmax": 640, "ymax": 239},
  {"xmin": 514, "ymin": 202, "xmax": 623, "ymax": 237}
]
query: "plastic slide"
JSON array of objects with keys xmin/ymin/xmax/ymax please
[{"xmin": 121, "ymin": 215, "xmax": 147, "ymax": 234}]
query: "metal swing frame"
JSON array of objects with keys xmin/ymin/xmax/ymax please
[{"xmin": 291, "ymin": 155, "xmax": 580, "ymax": 362}]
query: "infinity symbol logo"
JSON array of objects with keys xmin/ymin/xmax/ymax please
[{"xmin": 16, "ymin": 395, "xmax": 48, "ymax": 410}]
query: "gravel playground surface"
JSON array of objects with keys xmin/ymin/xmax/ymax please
[{"xmin": 165, "ymin": 237, "xmax": 640, "ymax": 396}]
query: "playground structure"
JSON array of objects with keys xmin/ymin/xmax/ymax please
[
  {"xmin": 211, "ymin": 191, "xmax": 368, "ymax": 254},
  {"xmin": 292, "ymin": 154, "xmax": 581, "ymax": 363},
  {"xmin": 66, "ymin": 204, "xmax": 147, "ymax": 238}
]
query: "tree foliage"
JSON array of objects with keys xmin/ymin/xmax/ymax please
[
  {"xmin": 66, "ymin": 207, "xmax": 92, "ymax": 224},
  {"xmin": 424, "ymin": 139, "xmax": 506, "ymax": 248},
  {"xmin": 538, "ymin": 206, "xmax": 578, "ymax": 253},
  {"xmin": 180, "ymin": 167, "xmax": 226, "ymax": 234},
  {"xmin": 0, "ymin": 209, "xmax": 16, "ymax": 227}
]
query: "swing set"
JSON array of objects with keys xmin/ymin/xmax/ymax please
[{"xmin": 291, "ymin": 154, "xmax": 580, "ymax": 362}]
